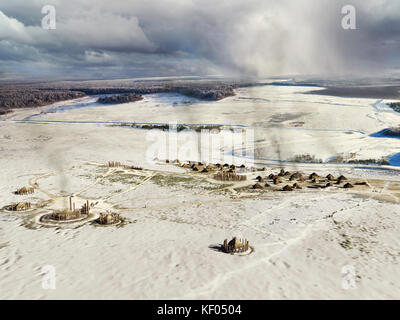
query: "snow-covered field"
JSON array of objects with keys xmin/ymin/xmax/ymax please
[{"xmin": 0, "ymin": 85, "xmax": 399, "ymax": 299}]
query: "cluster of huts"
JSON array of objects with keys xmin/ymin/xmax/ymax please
[
  {"xmin": 222, "ymin": 237, "xmax": 250, "ymax": 254},
  {"xmin": 176, "ymin": 160, "xmax": 249, "ymax": 177},
  {"xmin": 97, "ymin": 212, "xmax": 121, "ymax": 225},
  {"xmin": 251, "ymin": 168, "xmax": 356, "ymax": 192},
  {"xmin": 165, "ymin": 159, "xmax": 362, "ymax": 192}
]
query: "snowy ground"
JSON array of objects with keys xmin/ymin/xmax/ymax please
[{"xmin": 0, "ymin": 85, "xmax": 399, "ymax": 299}]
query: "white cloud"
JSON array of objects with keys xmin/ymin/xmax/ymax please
[{"xmin": 0, "ymin": 10, "xmax": 31, "ymax": 42}]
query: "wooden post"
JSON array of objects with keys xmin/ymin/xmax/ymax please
[{"xmin": 69, "ymin": 196, "xmax": 72, "ymax": 211}]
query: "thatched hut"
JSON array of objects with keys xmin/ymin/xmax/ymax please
[
  {"xmin": 98, "ymin": 212, "xmax": 120, "ymax": 225},
  {"xmin": 336, "ymin": 176, "xmax": 347, "ymax": 184},
  {"xmin": 282, "ymin": 185, "xmax": 293, "ymax": 191},
  {"xmin": 223, "ymin": 237, "xmax": 250, "ymax": 254},
  {"xmin": 293, "ymin": 183, "xmax": 302, "ymax": 189},
  {"xmin": 326, "ymin": 174, "xmax": 335, "ymax": 181},
  {"xmin": 201, "ymin": 168, "xmax": 209, "ymax": 173},
  {"xmin": 206, "ymin": 164, "xmax": 215, "ymax": 170},
  {"xmin": 8, "ymin": 202, "xmax": 31, "ymax": 211},
  {"xmin": 309, "ymin": 172, "xmax": 319, "ymax": 180},
  {"xmin": 256, "ymin": 176, "xmax": 264, "ymax": 182},
  {"xmin": 15, "ymin": 186, "xmax": 34, "ymax": 195},
  {"xmin": 344, "ymin": 183, "xmax": 354, "ymax": 189},
  {"xmin": 268, "ymin": 173, "xmax": 275, "ymax": 179},
  {"xmin": 273, "ymin": 177, "xmax": 282, "ymax": 185},
  {"xmin": 192, "ymin": 166, "xmax": 199, "ymax": 172},
  {"xmin": 278, "ymin": 168, "xmax": 285, "ymax": 177},
  {"xmin": 289, "ymin": 172, "xmax": 303, "ymax": 181},
  {"xmin": 252, "ymin": 183, "xmax": 264, "ymax": 190}
]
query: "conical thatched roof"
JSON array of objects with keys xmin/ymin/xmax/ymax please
[
  {"xmin": 336, "ymin": 176, "xmax": 347, "ymax": 184},
  {"xmin": 326, "ymin": 174, "xmax": 335, "ymax": 181},
  {"xmin": 252, "ymin": 183, "xmax": 264, "ymax": 190},
  {"xmin": 282, "ymin": 185, "xmax": 293, "ymax": 191},
  {"xmin": 309, "ymin": 172, "xmax": 319, "ymax": 179}
]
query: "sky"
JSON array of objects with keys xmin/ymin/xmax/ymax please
[{"xmin": 0, "ymin": 0, "xmax": 400, "ymax": 80}]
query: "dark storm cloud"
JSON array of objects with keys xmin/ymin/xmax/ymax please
[{"xmin": 0, "ymin": 0, "xmax": 400, "ymax": 79}]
